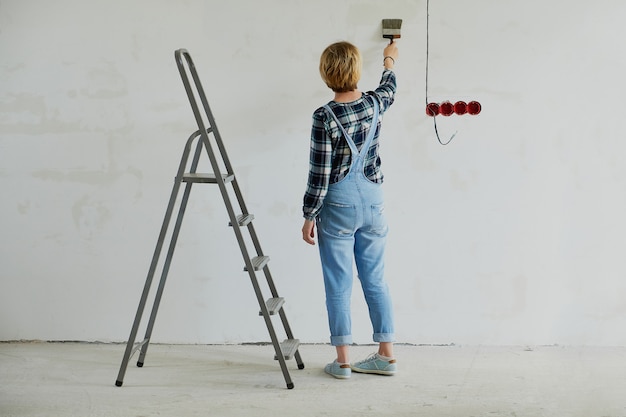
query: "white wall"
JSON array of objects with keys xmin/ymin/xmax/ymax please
[{"xmin": 1, "ymin": 0, "xmax": 625, "ymax": 346}]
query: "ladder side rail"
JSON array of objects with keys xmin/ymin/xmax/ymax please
[
  {"xmin": 179, "ymin": 53, "xmax": 269, "ymax": 258},
  {"xmin": 175, "ymin": 49, "xmax": 255, "ymax": 268},
  {"xmin": 216, "ymin": 178, "xmax": 291, "ymax": 375},
  {"xmin": 185, "ymin": 52, "xmax": 236, "ymax": 177},
  {"xmin": 175, "ymin": 49, "xmax": 233, "ymax": 177},
  {"xmin": 244, "ymin": 214, "xmax": 299, "ymax": 347},
  {"xmin": 175, "ymin": 54, "xmax": 276, "ymax": 309},
  {"xmin": 257, "ymin": 255, "xmax": 303, "ymax": 368},
  {"xmin": 259, "ymin": 259, "xmax": 303, "ymax": 368},
  {"xmin": 257, "ymin": 257, "xmax": 303, "ymax": 368},
  {"xmin": 276, "ymin": 301, "xmax": 304, "ymax": 368},
  {"xmin": 255, "ymin": 273, "xmax": 294, "ymax": 388},
  {"xmin": 175, "ymin": 53, "xmax": 276, "ymax": 358},
  {"xmin": 245, "ymin": 222, "xmax": 269, "ymax": 266},
  {"xmin": 115, "ymin": 129, "xmax": 200, "ymax": 386},
  {"xmin": 176, "ymin": 49, "xmax": 250, "ymax": 219},
  {"xmin": 247, "ymin": 223, "xmax": 303, "ymax": 369},
  {"xmin": 176, "ymin": 49, "xmax": 295, "ymax": 388},
  {"xmin": 175, "ymin": 50, "xmax": 240, "ymax": 224},
  {"xmin": 189, "ymin": 94, "xmax": 296, "ymax": 389},
  {"xmin": 136, "ymin": 136, "xmax": 206, "ymax": 366},
  {"xmin": 229, "ymin": 178, "xmax": 252, "ymax": 223}
]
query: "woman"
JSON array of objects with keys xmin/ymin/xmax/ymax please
[{"xmin": 302, "ymin": 40, "xmax": 399, "ymax": 379}]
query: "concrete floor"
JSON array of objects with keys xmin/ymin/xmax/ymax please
[{"xmin": 1, "ymin": 342, "xmax": 625, "ymax": 417}]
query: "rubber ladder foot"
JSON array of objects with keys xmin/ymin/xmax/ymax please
[
  {"xmin": 287, "ymin": 382, "xmax": 295, "ymax": 389},
  {"xmin": 298, "ymin": 364, "xmax": 305, "ymax": 370},
  {"xmin": 115, "ymin": 380, "xmax": 123, "ymax": 387},
  {"xmin": 137, "ymin": 361, "xmax": 144, "ymax": 367}
]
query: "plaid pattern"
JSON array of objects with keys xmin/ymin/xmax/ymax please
[{"xmin": 302, "ymin": 69, "xmax": 397, "ymax": 220}]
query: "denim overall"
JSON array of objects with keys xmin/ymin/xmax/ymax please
[{"xmin": 317, "ymin": 97, "xmax": 395, "ymax": 346}]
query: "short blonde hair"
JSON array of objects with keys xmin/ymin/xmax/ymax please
[{"xmin": 319, "ymin": 41, "xmax": 362, "ymax": 93}]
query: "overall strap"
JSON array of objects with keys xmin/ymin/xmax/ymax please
[
  {"xmin": 358, "ymin": 97, "xmax": 380, "ymax": 159},
  {"xmin": 323, "ymin": 95, "xmax": 380, "ymax": 160},
  {"xmin": 323, "ymin": 105, "xmax": 358, "ymax": 156}
]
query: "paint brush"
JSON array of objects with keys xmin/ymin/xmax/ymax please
[{"xmin": 382, "ymin": 19, "xmax": 402, "ymax": 43}]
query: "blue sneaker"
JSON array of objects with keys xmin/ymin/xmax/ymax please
[
  {"xmin": 324, "ymin": 360, "xmax": 351, "ymax": 379},
  {"xmin": 351, "ymin": 353, "xmax": 397, "ymax": 376}
]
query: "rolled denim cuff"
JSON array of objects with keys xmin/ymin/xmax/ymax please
[
  {"xmin": 373, "ymin": 332, "xmax": 395, "ymax": 343},
  {"xmin": 330, "ymin": 335, "xmax": 352, "ymax": 346}
]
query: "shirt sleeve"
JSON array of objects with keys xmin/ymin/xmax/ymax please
[
  {"xmin": 302, "ymin": 108, "xmax": 332, "ymax": 220},
  {"xmin": 372, "ymin": 69, "xmax": 396, "ymax": 113}
]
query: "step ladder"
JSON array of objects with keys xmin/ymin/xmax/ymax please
[{"xmin": 114, "ymin": 48, "xmax": 304, "ymax": 389}]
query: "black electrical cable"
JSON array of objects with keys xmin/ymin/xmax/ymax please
[{"xmin": 426, "ymin": 0, "xmax": 457, "ymax": 145}]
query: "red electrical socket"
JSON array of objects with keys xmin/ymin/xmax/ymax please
[
  {"xmin": 453, "ymin": 101, "xmax": 467, "ymax": 115},
  {"xmin": 426, "ymin": 102, "xmax": 440, "ymax": 116},
  {"xmin": 439, "ymin": 101, "xmax": 454, "ymax": 116},
  {"xmin": 467, "ymin": 101, "xmax": 481, "ymax": 115},
  {"xmin": 425, "ymin": 100, "xmax": 481, "ymax": 117}
]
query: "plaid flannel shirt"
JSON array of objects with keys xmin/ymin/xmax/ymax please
[{"xmin": 302, "ymin": 69, "xmax": 397, "ymax": 221}]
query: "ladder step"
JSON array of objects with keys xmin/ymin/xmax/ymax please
[
  {"xmin": 182, "ymin": 173, "xmax": 234, "ymax": 183},
  {"xmin": 228, "ymin": 214, "xmax": 255, "ymax": 227},
  {"xmin": 259, "ymin": 297, "xmax": 284, "ymax": 316},
  {"xmin": 274, "ymin": 339, "xmax": 300, "ymax": 360},
  {"xmin": 244, "ymin": 256, "xmax": 269, "ymax": 271}
]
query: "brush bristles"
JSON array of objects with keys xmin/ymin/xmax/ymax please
[{"xmin": 382, "ymin": 19, "xmax": 402, "ymax": 29}]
